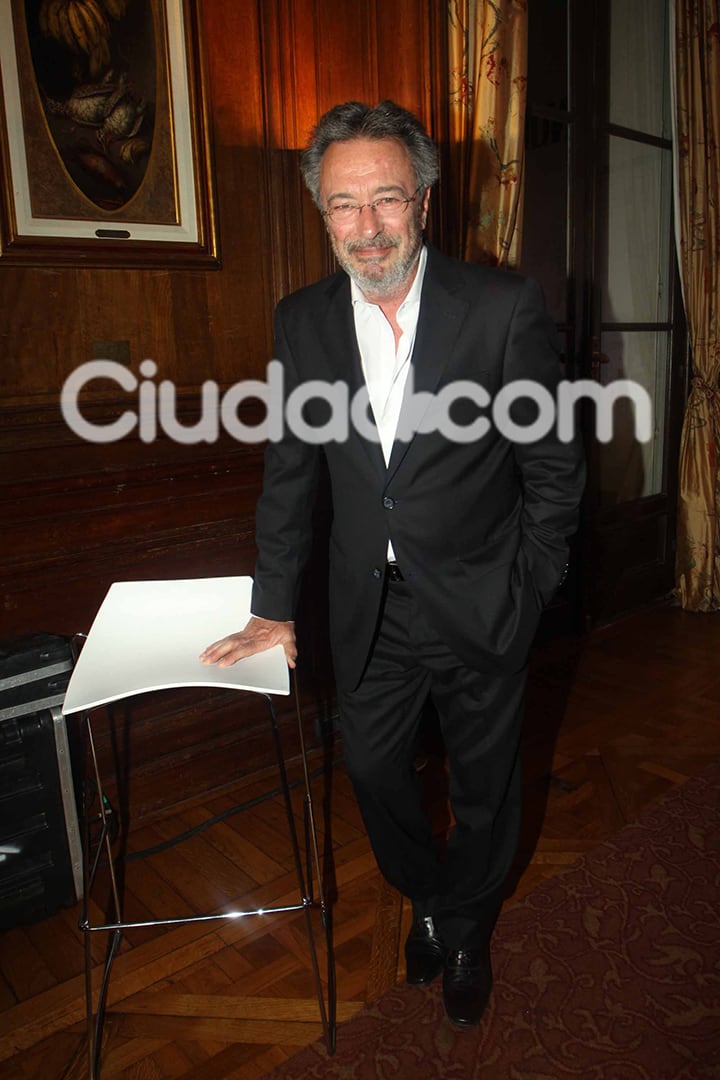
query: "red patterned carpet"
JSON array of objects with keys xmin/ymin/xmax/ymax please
[{"xmin": 263, "ymin": 762, "xmax": 720, "ymax": 1079}]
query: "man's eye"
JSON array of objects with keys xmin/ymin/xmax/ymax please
[
  {"xmin": 375, "ymin": 197, "xmax": 402, "ymax": 209},
  {"xmin": 332, "ymin": 203, "xmax": 355, "ymax": 213}
]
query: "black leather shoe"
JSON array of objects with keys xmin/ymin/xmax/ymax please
[
  {"xmin": 405, "ymin": 916, "xmax": 447, "ymax": 985},
  {"xmin": 442, "ymin": 947, "xmax": 493, "ymax": 1026}
]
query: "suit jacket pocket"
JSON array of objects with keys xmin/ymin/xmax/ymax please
[{"xmin": 456, "ymin": 543, "xmax": 543, "ymax": 661}]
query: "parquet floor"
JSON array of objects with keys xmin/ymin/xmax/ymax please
[{"xmin": 2, "ymin": 604, "xmax": 720, "ymax": 1079}]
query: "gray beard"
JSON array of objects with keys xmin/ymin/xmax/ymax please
[{"xmin": 332, "ymin": 225, "xmax": 424, "ymax": 300}]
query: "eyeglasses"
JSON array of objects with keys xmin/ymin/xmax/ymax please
[{"xmin": 322, "ymin": 186, "xmax": 423, "ymax": 224}]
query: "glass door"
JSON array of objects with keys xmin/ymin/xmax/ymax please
[
  {"xmin": 522, "ymin": 0, "xmax": 687, "ymax": 631},
  {"xmin": 587, "ymin": 0, "xmax": 686, "ymax": 624}
]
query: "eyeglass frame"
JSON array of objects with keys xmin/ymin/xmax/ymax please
[{"xmin": 321, "ymin": 185, "xmax": 425, "ymax": 224}]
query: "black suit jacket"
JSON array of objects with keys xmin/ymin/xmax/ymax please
[{"xmin": 251, "ymin": 245, "xmax": 585, "ymax": 689}]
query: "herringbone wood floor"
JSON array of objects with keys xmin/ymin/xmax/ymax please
[{"xmin": 2, "ymin": 605, "xmax": 720, "ymax": 1079}]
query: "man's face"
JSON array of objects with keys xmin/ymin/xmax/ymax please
[{"xmin": 318, "ymin": 136, "xmax": 430, "ymax": 300}]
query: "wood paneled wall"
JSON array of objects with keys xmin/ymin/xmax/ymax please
[{"xmin": 0, "ymin": 0, "xmax": 447, "ymax": 806}]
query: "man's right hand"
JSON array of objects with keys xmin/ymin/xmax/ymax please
[{"xmin": 199, "ymin": 616, "xmax": 297, "ymax": 669}]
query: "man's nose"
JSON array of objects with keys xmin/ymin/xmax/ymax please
[{"xmin": 357, "ymin": 203, "xmax": 382, "ymax": 235}]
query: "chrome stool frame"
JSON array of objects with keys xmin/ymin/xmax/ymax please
[{"xmin": 78, "ymin": 680, "xmax": 336, "ymax": 1078}]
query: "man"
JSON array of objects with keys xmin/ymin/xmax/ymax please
[{"xmin": 201, "ymin": 100, "xmax": 585, "ymax": 1026}]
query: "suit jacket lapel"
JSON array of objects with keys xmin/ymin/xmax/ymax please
[
  {"xmin": 386, "ymin": 249, "xmax": 469, "ymax": 479},
  {"xmin": 318, "ymin": 274, "xmax": 386, "ymax": 480}
]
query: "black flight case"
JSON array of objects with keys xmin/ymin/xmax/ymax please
[{"xmin": 0, "ymin": 633, "xmax": 82, "ymax": 929}]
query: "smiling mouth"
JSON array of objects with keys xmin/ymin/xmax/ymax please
[
  {"xmin": 350, "ymin": 242, "xmax": 396, "ymax": 260},
  {"xmin": 347, "ymin": 232, "xmax": 399, "ymax": 258},
  {"xmin": 355, "ymin": 247, "xmax": 390, "ymax": 259}
]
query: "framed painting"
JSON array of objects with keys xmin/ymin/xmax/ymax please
[{"xmin": 0, "ymin": 0, "xmax": 219, "ymax": 267}]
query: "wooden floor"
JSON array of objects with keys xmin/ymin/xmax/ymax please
[{"xmin": 2, "ymin": 604, "xmax": 720, "ymax": 1079}]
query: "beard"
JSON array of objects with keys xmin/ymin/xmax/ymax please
[{"xmin": 331, "ymin": 215, "xmax": 425, "ymax": 299}]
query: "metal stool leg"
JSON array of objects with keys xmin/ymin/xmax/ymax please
[
  {"xmin": 293, "ymin": 684, "xmax": 336, "ymax": 1046},
  {"xmin": 265, "ymin": 686, "xmax": 336, "ymax": 1053},
  {"xmin": 80, "ymin": 709, "xmax": 124, "ymax": 1079}
]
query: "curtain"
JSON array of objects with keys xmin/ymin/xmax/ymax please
[
  {"xmin": 447, "ymin": 0, "xmax": 528, "ymax": 267},
  {"xmin": 673, "ymin": 1, "xmax": 720, "ymax": 610}
]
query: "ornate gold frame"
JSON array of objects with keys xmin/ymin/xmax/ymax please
[{"xmin": 0, "ymin": 0, "xmax": 219, "ymax": 268}]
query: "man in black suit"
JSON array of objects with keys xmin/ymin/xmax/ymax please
[{"xmin": 202, "ymin": 100, "xmax": 585, "ymax": 1026}]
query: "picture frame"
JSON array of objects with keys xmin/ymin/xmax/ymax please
[{"xmin": 0, "ymin": 0, "xmax": 219, "ymax": 268}]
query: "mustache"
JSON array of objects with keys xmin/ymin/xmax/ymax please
[{"xmin": 345, "ymin": 233, "xmax": 400, "ymax": 253}]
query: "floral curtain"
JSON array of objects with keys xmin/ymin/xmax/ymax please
[
  {"xmin": 447, "ymin": 0, "xmax": 528, "ymax": 267},
  {"xmin": 673, "ymin": 2, "xmax": 720, "ymax": 610}
]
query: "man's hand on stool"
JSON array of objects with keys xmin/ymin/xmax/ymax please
[{"xmin": 200, "ymin": 616, "xmax": 297, "ymax": 669}]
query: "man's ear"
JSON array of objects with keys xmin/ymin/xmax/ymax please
[{"xmin": 420, "ymin": 187, "xmax": 431, "ymax": 228}]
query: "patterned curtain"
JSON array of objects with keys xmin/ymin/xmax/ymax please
[
  {"xmin": 673, "ymin": 2, "xmax": 720, "ymax": 610},
  {"xmin": 447, "ymin": 0, "xmax": 528, "ymax": 266}
]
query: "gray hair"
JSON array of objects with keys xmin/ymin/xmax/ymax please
[{"xmin": 300, "ymin": 100, "xmax": 439, "ymax": 209}]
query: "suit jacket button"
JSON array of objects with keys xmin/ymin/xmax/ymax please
[
  {"xmin": 372, "ymin": 567, "xmax": 382, "ymax": 579},
  {"xmin": 383, "ymin": 497, "xmax": 395, "ymax": 510}
]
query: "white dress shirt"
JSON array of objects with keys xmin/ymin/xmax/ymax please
[{"xmin": 351, "ymin": 245, "xmax": 427, "ymax": 561}]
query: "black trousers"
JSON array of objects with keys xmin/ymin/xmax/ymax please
[{"xmin": 336, "ymin": 575, "xmax": 527, "ymax": 950}]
